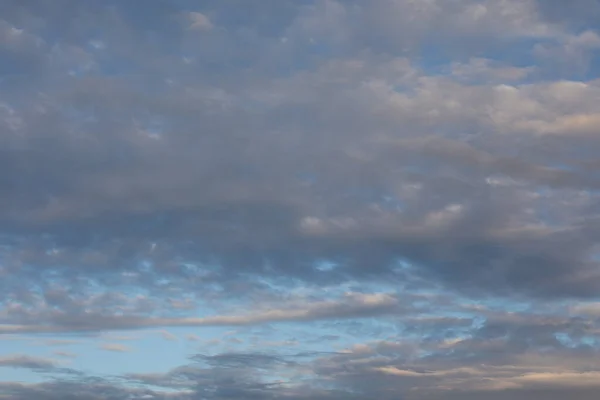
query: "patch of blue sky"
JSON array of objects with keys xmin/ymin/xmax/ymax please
[
  {"xmin": 1, "ymin": 337, "xmax": 49, "ymax": 358},
  {"xmin": 314, "ymin": 260, "xmax": 338, "ymax": 272},
  {"xmin": 554, "ymin": 332, "xmax": 577, "ymax": 348},
  {"xmin": 90, "ymin": 333, "xmax": 184, "ymax": 374},
  {"xmin": 415, "ymin": 44, "xmax": 457, "ymax": 76},
  {"xmin": 581, "ymin": 336, "xmax": 597, "ymax": 347},
  {"xmin": 0, "ymin": 315, "xmax": 425, "ymax": 383},
  {"xmin": 49, "ymin": 326, "xmax": 238, "ymax": 377},
  {"xmin": 470, "ymin": 315, "xmax": 487, "ymax": 330}
]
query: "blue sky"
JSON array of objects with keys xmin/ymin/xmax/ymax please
[{"xmin": 1, "ymin": 1, "xmax": 600, "ymax": 399}]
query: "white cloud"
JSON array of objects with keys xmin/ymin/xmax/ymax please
[{"xmin": 187, "ymin": 11, "xmax": 213, "ymax": 31}]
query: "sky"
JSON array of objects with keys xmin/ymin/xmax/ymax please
[{"xmin": 1, "ymin": 0, "xmax": 600, "ymax": 399}]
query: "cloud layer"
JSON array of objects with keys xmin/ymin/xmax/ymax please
[{"xmin": 1, "ymin": 0, "xmax": 600, "ymax": 399}]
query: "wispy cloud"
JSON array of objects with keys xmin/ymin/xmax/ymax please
[
  {"xmin": 159, "ymin": 330, "xmax": 179, "ymax": 342},
  {"xmin": 99, "ymin": 343, "xmax": 132, "ymax": 353}
]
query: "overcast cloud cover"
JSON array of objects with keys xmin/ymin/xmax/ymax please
[{"xmin": 1, "ymin": 0, "xmax": 600, "ymax": 399}]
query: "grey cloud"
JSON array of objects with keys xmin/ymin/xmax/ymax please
[
  {"xmin": 0, "ymin": 355, "xmax": 79, "ymax": 376},
  {"xmin": 2, "ymin": 64, "xmax": 600, "ymax": 301},
  {"xmin": 0, "ymin": 1, "xmax": 600, "ymax": 399},
  {"xmin": 191, "ymin": 350, "xmax": 330, "ymax": 370},
  {"xmin": 0, "ymin": 355, "xmax": 56, "ymax": 370}
]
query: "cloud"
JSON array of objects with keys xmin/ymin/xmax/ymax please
[
  {"xmin": 0, "ymin": 0, "xmax": 599, "ymax": 399},
  {"xmin": 187, "ymin": 11, "xmax": 213, "ymax": 31},
  {"xmin": 99, "ymin": 343, "xmax": 132, "ymax": 353},
  {"xmin": 0, "ymin": 292, "xmax": 403, "ymax": 334},
  {"xmin": 186, "ymin": 334, "xmax": 200, "ymax": 342},
  {"xmin": 0, "ymin": 380, "xmax": 188, "ymax": 400},
  {"xmin": 44, "ymin": 339, "xmax": 81, "ymax": 346},
  {"xmin": 0, "ymin": 354, "xmax": 79, "ymax": 378},
  {"xmin": 53, "ymin": 351, "xmax": 77, "ymax": 359},
  {"xmin": 450, "ymin": 57, "xmax": 536, "ymax": 83},
  {"xmin": 0, "ymin": 355, "xmax": 56, "ymax": 371},
  {"xmin": 159, "ymin": 330, "xmax": 179, "ymax": 341}
]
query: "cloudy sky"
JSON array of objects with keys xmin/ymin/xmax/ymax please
[{"xmin": 1, "ymin": 0, "xmax": 600, "ymax": 399}]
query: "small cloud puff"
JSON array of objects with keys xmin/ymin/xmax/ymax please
[{"xmin": 187, "ymin": 12, "xmax": 213, "ymax": 31}]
